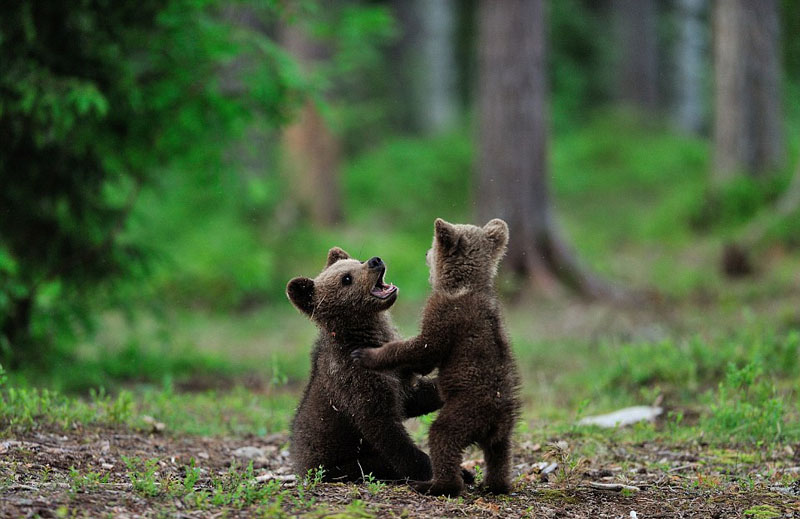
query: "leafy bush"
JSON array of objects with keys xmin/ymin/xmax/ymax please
[{"xmin": 0, "ymin": 0, "xmax": 305, "ymax": 366}]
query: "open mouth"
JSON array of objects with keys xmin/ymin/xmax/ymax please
[{"xmin": 370, "ymin": 268, "xmax": 398, "ymax": 299}]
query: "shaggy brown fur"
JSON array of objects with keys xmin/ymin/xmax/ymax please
[
  {"xmin": 352, "ymin": 219, "xmax": 521, "ymax": 496},
  {"xmin": 287, "ymin": 247, "xmax": 442, "ymax": 482}
]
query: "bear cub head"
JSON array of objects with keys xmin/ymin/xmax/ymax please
[
  {"xmin": 428, "ymin": 218, "xmax": 509, "ymax": 292},
  {"xmin": 287, "ymin": 247, "xmax": 398, "ymax": 325}
]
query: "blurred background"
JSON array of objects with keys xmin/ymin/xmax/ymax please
[{"xmin": 1, "ymin": 0, "xmax": 799, "ymax": 435}]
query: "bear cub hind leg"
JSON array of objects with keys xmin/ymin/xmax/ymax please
[
  {"xmin": 411, "ymin": 409, "xmax": 472, "ymax": 497},
  {"xmin": 481, "ymin": 434, "xmax": 513, "ymax": 494}
]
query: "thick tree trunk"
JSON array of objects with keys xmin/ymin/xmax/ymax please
[
  {"xmin": 713, "ymin": 0, "xmax": 784, "ymax": 182},
  {"xmin": 476, "ymin": 0, "xmax": 612, "ymax": 299},
  {"xmin": 415, "ymin": 0, "xmax": 458, "ymax": 134},
  {"xmin": 613, "ymin": 0, "xmax": 660, "ymax": 111},
  {"xmin": 281, "ymin": 23, "xmax": 342, "ymax": 226},
  {"xmin": 674, "ymin": 0, "xmax": 707, "ymax": 134}
]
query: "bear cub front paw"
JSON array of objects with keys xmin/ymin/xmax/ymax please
[{"xmin": 350, "ymin": 348, "xmax": 377, "ymax": 368}]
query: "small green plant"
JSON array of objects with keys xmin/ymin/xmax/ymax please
[
  {"xmin": 362, "ymin": 473, "xmax": 385, "ymax": 496},
  {"xmin": 543, "ymin": 441, "xmax": 587, "ymax": 488},
  {"xmin": 294, "ymin": 466, "xmax": 325, "ymax": 508},
  {"xmin": 473, "ymin": 465, "xmax": 484, "ymax": 485},
  {"xmin": 68, "ymin": 467, "xmax": 108, "ymax": 494},
  {"xmin": 207, "ymin": 461, "xmax": 283, "ymax": 509},
  {"xmin": 182, "ymin": 458, "xmax": 202, "ymax": 494},
  {"xmin": 123, "ymin": 456, "xmax": 161, "ymax": 497},
  {"xmin": 303, "ymin": 466, "xmax": 326, "ymax": 490},
  {"xmin": 90, "ymin": 388, "xmax": 135, "ymax": 424}
]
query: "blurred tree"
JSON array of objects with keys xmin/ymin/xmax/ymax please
[
  {"xmin": 415, "ymin": 0, "xmax": 459, "ymax": 134},
  {"xmin": 476, "ymin": 0, "xmax": 611, "ymax": 297},
  {"xmin": 713, "ymin": 0, "xmax": 784, "ymax": 181},
  {"xmin": 0, "ymin": 1, "xmax": 304, "ymax": 366},
  {"xmin": 612, "ymin": 0, "xmax": 660, "ymax": 111},
  {"xmin": 282, "ymin": 19, "xmax": 343, "ymax": 226},
  {"xmin": 674, "ymin": 0, "xmax": 708, "ymax": 134}
]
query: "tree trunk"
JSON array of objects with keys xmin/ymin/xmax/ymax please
[
  {"xmin": 476, "ymin": 0, "xmax": 612, "ymax": 299},
  {"xmin": 713, "ymin": 0, "xmax": 784, "ymax": 182},
  {"xmin": 674, "ymin": 0, "xmax": 707, "ymax": 134},
  {"xmin": 1, "ymin": 294, "xmax": 34, "ymax": 368},
  {"xmin": 415, "ymin": 0, "xmax": 458, "ymax": 134},
  {"xmin": 613, "ymin": 0, "xmax": 660, "ymax": 111},
  {"xmin": 281, "ymin": 22, "xmax": 342, "ymax": 226}
]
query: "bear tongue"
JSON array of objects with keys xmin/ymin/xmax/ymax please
[{"xmin": 370, "ymin": 283, "xmax": 397, "ymax": 299}]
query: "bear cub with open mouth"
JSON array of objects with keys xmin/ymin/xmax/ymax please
[
  {"xmin": 287, "ymin": 247, "xmax": 443, "ymax": 482},
  {"xmin": 353, "ymin": 219, "xmax": 521, "ymax": 496}
]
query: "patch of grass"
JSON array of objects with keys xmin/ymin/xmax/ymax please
[
  {"xmin": 701, "ymin": 362, "xmax": 796, "ymax": 444},
  {"xmin": 123, "ymin": 457, "xmax": 161, "ymax": 497},
  {"xmin": 743, "ymin": 504, "xmax": 782, "ymax": 519},
  {"xmin": 0, "ymin": 368, "xmax": 295, "ymax": 436},
  {"xmin": 600, "ymin": 330, "xmax": 800, "ymax": 399},
  {"xmin": 68, "ymin": 467, "xmax": 108, "ymax": 495},
  {"xmin": 209, "ymin": 461, "xmax": 277, "ymax": 509}
]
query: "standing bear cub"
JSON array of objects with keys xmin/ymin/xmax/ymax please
[
  {"xmin": 353, "ymin": 218, "xmax": 521, "ymax": 496},
  {"xmin": 287, "ymin": 247, "xmax": 443, "ymax": 482}
]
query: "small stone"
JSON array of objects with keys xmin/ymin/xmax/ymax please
[
  {"xmin": 233, "ymin": 446, "xmax": 264, "ymax": 460},
  {"xmin": 542, "ymin": 462, "xmax": 558, "ymax": 475}
]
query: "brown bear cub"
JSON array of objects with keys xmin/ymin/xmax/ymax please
[
  {"xmin": 353, "ymin": 218, "xmax": 521, "ymax": 496},
  {"xmin": 287, "ymin": 247, "xmax": 444, "ymax": 482}
]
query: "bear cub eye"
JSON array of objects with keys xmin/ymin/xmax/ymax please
[{"xmin": 341, "ymin": 273, "xmax": 353, "ymax": 286}]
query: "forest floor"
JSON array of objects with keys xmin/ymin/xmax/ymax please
[{"xmin": 2, "ymin": 421, "xmax": 799, "ymax": 518}]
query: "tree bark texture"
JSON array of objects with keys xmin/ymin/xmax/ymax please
[
  {"xmin": 416, "ymin": 0, "xmax": 458, "ymax": 134},
  {"xmin": 613, "ymin": 0, "xmax": 660, "ymax": 111},
  {"xmin": 477, "ymin": 0, "xmax": 610, "ymax": 298},
  {"xmin": 281, "ymin": 22, "xmax": 342, "ymax": 226},
  {"xmin": 713, "ymin": 0, "xmax": 784, "ymax": 181},
  {"xmin": 674, "ymin": 0, "xmax": 708, "ymax": 134}
]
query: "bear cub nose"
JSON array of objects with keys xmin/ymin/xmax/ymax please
[{"xmin": 367, "ymin": 257, "xmax": 384, "ymax": 269}]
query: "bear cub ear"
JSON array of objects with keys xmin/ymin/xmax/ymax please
[
  {"xmin": 287, "ymin": 277, "xmax": 316, "ymax": 315},
  {"xmin": 326, "ymin": 247, "xmax": 351, "ymax": 267},
  {"xmin": 484, "ymin": 218, "xmax": 509, "ymax": 255},
  {"xmin": 434, "ymin": 218, "xmax": 459, "ymax": 250}
]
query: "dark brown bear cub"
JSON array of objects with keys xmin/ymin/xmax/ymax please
[
  {"xmin": 353, "ymin": 219, "xmax": 521, "ymax": 496},
  {"xmin": 287, "ymin": 247, "xmax": 443, "ymax": 482}
]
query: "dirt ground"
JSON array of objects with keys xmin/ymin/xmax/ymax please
[{"xmin": 2, "ymin": 425, "xmax": 799, "ymax": 518}]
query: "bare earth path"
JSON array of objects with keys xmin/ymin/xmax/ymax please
[{"xmin": 2, "ymin": 425, "xmax": 799, "ymax": 518}]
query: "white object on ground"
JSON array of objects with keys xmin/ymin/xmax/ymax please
[{"xmin": 578, "ymin": 406, "xmax": 663, "ymax": 428}]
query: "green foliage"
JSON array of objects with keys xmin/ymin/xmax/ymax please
[
  {"xmin": 68, "ymin": 467, "xmax": 109, "ymax": 495},
  {"xmin": 690, "ymin": 175, "xmax": 790, "ymax": 232},
  {"xmin": 602, "ymin": 331, "xmax": 800, "ymax": 398},
  {"xmin": 549, "ymin": 0, "xmax": 613, "ymax": 130},
  {"xmin": 362, "ymin": 473, "xmax": 386, "ymax": 496},
  {"xmin": 701, "ymin": 363, "xmax": 796, "ymax": 444},
  {"xmin": 782, "ymin": 0, "xmax": 800, "ymax": 81},
  {"xmin": 209, "ymin": 461, "xmax": 275, "ymax": 508},
  {"xmin": 123, "ymin": 457, "xmax": 161, "ymax": 497},
  {"xmin": 0, "ymin": 0, "xmax": 305, "ymax": 366}
]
